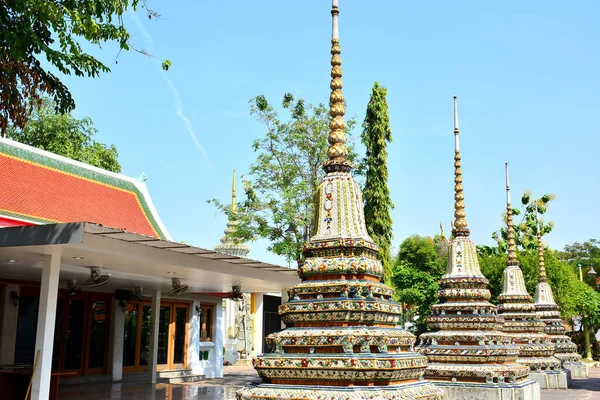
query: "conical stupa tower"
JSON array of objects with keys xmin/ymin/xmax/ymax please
[
  {"xmin": 215, "ymin": 170, "xmax": 251, "ymax": 257},
  {"xmin": 534, "ymin": 206, "xmax": 588, "ymax": 378},
  {"xmin": 497, "ymin": 164, "xmax": 567, "ymax": 389},
  {"xmin": 418, "ymin": 97, "xmax": 539, "ymax": 399},
  {"xmin": 237, "ymin": 2, "xmax": 444, "ymax": 399}
]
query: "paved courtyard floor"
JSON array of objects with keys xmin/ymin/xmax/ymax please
[{"xmin": 59, "ymin": 365, "xmax": 600, "ymax": 400}]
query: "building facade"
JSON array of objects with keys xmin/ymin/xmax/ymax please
[{"xmin": 0, "ymin": 138, "xmax": 298, "ymax": 400}]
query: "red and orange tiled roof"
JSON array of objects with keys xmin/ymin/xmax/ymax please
[{"xmin": 0, "ymin": 138, "xmax": 169, "ymax": 239}]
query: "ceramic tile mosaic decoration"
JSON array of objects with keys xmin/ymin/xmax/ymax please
[
  {"xmin": 417, "ymin": 98, "xmax": 540, "ymax": 400},
  {"xmin": 236, "ymin": 2, "xmax": 445, "ymax": 399}
]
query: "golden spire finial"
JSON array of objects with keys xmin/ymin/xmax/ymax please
[
  {"xmin": 324, "ymin": 0, "xmax": 352, "ymax": 173},
  {"xmin": 452, "ymin": 96, "xmax": 469, "ymax": 237},
  {"xmin": 535, "ymin": 204, "xmax": 548, "ymax": 282},
  {"xmin": 231, "ymin": 170, "xmax": 237, "ymax": 213},
  {"xmin": 505, "ymin": 163, "xmax": 518, "ymax": 265}
]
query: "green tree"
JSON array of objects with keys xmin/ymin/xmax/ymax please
[
  {"xmin": 558, "ymin": 239, "xmax": 600, "ymax": 286},
  {"xmin": 488, "ymin": 191, "xmax": 555, "ymax": 254},
  {"xmin": 0, "ymin": 0, "xmax": 170, "ymax": 135},
  {"xmin": 391, "ymin": 235, "xmax": 446, "ymax": 334},
  {"xmin": 6, "ymin": 98, "xmax": 121, "ymax": 172},
  {"xmin": 209, "ymin": 93, "xmax": 359, "ymax": 264},
  {"xmin": 361, "ymin": 82, "xmax": 394, "ymax": 282}
]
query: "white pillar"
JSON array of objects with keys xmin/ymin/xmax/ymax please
[
  {"xmin": 147, "ymin": 290, "xmax": 161, "ymax": 384},
  {"xmin": 252, "ymin": 293, "xmax": 264, "ymax": 356},
  {"xmin": 31, "ymin": 252, "xmax": 61, "ymax": 400},
  {"xmin": 187, "ymin": 301, "xmax": 200, "ymax": 374},
  {"xmin": 109, "ymin": 298, "xmax": 124, "ymax": 381},
  {"xmin": 0, "ymin": 284, "xmax": 20, "ymax": 364},
  {"xmin": 213, "ymin": 300, "xmax": 224, "ymax": 378}
]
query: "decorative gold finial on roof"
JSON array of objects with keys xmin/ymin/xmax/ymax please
[
  {"xmin": 324, "ymin": 0, "xmax": 352, "ymax": 173},
  {"xmin": 535, "ymin": 204, "xmax": 548, "ymax": 282},
  {"xmin": 452, "ymin": 96, "xmax": 469, "ymax": 237},
  {"xmin": 231, "ymin": 170, "xmax": 237, "ymax": 213},
  {"xmin": 505, "ymin": 163, "xmax": 518, "ymax": 265}
]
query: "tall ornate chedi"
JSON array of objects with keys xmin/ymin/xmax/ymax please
[
  {"xmin": 534, "ymin": 207, "xmax": 588, "ymax": 378},
  {"xmin": 418, "ymin": 97, "xmax": 539, "ymax": 399},
  {"xmin": 497, "ymin": 164, "xmax": 566, "ymax": 389},
  {"xmin": 237, "ymin": 2, "xmax": 444, "ymax": 399},
  {"xmin": 215, "ymin": 170, "xmax": 251, "ymax": 257}
]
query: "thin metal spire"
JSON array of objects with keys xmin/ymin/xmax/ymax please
[
  {"xmin": 505, "ymin": 163, "xmax": 518, "ymax": 265},
  {"xmin": 452, "ymin": 96, "xmax": 469, "ymax": 237},
  {"xmin": 324, "ymin": 0, "xmax": 352, "ymax": 173},
  {"xmin": 535, "ymin": 204, "xmax": 548, "ymax": 282},
  {"xmin": 231, "ymin": 170, "xmax": 237, "ymax": 213}
]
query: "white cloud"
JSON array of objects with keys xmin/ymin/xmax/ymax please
[{"xmin": 131, "ymin": 12, "xmax": 212, "ymax": 167}]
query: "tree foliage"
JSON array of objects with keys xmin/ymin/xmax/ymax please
[
  {"xmin": 391, "ymin": 235, "xmax": 447, "ymax": 334},
  {"xmin": 0, "ymin": 0, "xmax": 170, "ymax": 135},
  {"xmin": 479, "ymin": 191, "xmax": 555, "ymax": 256},
  {"xmin": 209, "ymin": 93, "xmax": 360, "ymax": 264},
  {"xmin": 361, "ymin": 82, "xmax": 394, "ymax": 282},
  {"xmin": 479, "ymin": 249, "xmax": 600, "ymax": 328},
  {"xmin": 6, "ymin": 97, "xmax": 120, "ymax": 172}
]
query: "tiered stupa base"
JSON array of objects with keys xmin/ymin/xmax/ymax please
[
  {"xmin": 237, "ymin": 381, "xmax": 444, "ymax": 400},
  {"xmin": 562, "ymin": 361, "xmax": 588, "ymax": 379},
  {"xmin": 528, "ymin": 369, "xmax": 570, "ymax": 390},
  {"xmin": 536, "ymin": 298, "xmax": 588, "ymax": 378},
  {"xmin": 432, "ymin": 379, "xmax": 540, "ymax": 400}
]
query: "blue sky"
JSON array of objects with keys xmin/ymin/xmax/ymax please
[{"xmin": 60, "ymin": 1, "xmax": 599, "ymax": 265}]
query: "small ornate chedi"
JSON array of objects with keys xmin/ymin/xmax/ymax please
[
  {"xmin": 215, "ymin": 170, "xmax": 251, "ymax": 258},
  {"xmin": 534, "ymin": 208, "xmax": 588, "ymax": 378},
  {"xmin": 237, "ymin": 2, "xmax": 444, "ymax": 399},
  {"xmin": 418, "ymin": 98, "xmax": 538, "ymax": 399},
  {"xmin": 497, "ymin": 165, "xmax": 566, "ymax": 389}
]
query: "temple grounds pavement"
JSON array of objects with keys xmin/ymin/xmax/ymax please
[{"xmin": 58, "ymin": 365, "xmax": 599, "ymax": 399}]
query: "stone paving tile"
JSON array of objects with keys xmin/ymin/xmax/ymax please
[{"xmin": 59, "ymin": 366, "xmax": 599, "ymax": 400}]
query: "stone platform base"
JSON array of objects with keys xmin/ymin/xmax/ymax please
[
  {"xmin": 236, "ymin": 381, "xmax": 446, "ymax": 400},
  {"xmin": 563, "ymin": 361, "xmax": 588, "ymax": 378},
  {"xmin": 433, "ymin": 379, "xmax": 540, "ymax": 400},
  {"xmin": 235, "ymin": 358, "xmax": 252, "ymax": 366},
  {"xmin": 529, "ymin": 370, "xmax": 570, "ymax": 389}
]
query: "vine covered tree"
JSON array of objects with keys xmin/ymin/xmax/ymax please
[
  {"xmin": 0, "ymin": 0, "xmax": 170, "ymax": 135},
  {"xmin": 209, "ymin": 93, "xmax": 360, "ymax": 265},
  {"xmin": 361, "ymin": 82, "xmax": 394, "ymax": 281},
  {"xmin": 6, "ymin": 97, "xmax": 121, "ymax": 172}
]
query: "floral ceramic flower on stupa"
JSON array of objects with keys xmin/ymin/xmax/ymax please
[
  {"xmin": 417, "ymin": 97, "xmax": 539, "ymax": 399},
  {"xmin": 236, "ymin": 2, "xmax": 445, "ymax": 399},
  {"xmin": 534, "ymin": 206, "xmax": 588, "ymax": 378},
  {"xmin": 497, "ymin": 164, "xmax": 567, "ymax": 389}
]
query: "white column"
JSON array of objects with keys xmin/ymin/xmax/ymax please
[
  {"xmin": 109, "ymin": 298, "xmax": 124, "ymax": 381},
  {"xmin": 147, "ymin": 290, "xmax": 161, "ymax": 384},
  {"xmin": 0, "ymin": 284, "xmax": 20, "ymax": 364},
  {"xmin": 31, "ymin": 251, "xmax": 61, "ymax": 400},
  {"xmin": 187, "ymin": 301, "xmax": 200, "ymax": 374},
  {"xmin": 252, "ymin": 293, "xmax": 264, "ymax": 356},
  {"xmin": 213, "ymin": 300, "xmax": 224, "ymax": 378}
]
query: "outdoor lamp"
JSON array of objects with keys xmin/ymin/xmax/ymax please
[
  {"xmin": 285, "ymin": 222, "xmax": 297, "ymax": 234},
  {"xmin": 587, "ymin": 264, "xmax": 597, "ymax": 279}
]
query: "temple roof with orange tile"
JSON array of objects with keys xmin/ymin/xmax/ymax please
[{"xmin": 0, "ymin": 138, "xmax": 170, "ymax": 240}]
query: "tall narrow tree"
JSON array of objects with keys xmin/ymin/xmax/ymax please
[{"xmin": 361, "ymin": 82, "xmax": 394, "ymax": 281}]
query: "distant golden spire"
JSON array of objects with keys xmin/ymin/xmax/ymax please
[
  {"xmin": 535, "ymin": 204, "xmax": 548, "ymax": 282},
  {"xmin": 452, "ymin": 96, "xmax": 469, "ymax": 237},
  {"xmin": 505, "ymin": 163, "xmax": 518, "ymax": 265},
  {"xmin": 231, "ymin": 170, "xmax": 237, "ymax": 213},
  {"xmin": 324, "ymin": 0, "xmax": 352, "ymax": 173}
]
